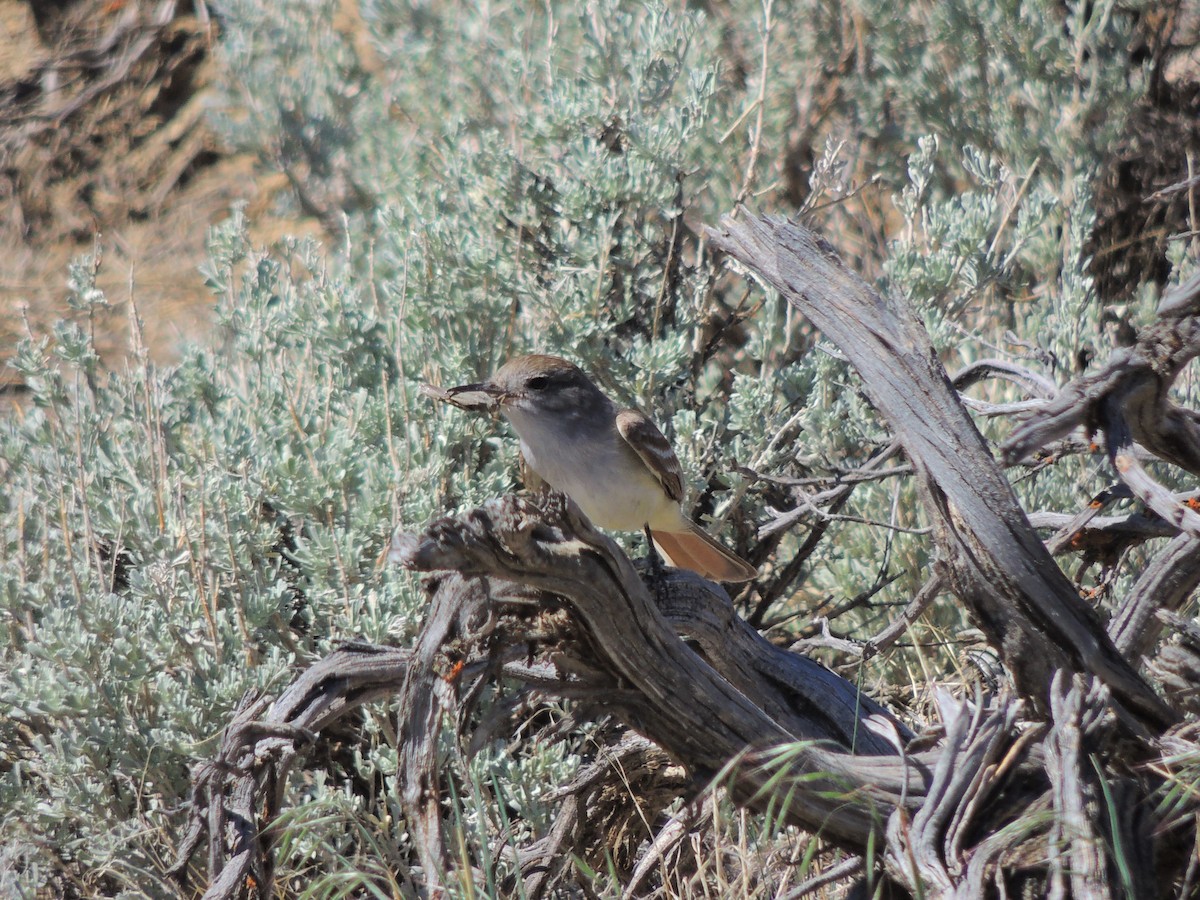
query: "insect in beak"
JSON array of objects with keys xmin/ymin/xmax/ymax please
[{"xmin": 421, "ymin": 381, "xmax": 506, "ymax": 411}]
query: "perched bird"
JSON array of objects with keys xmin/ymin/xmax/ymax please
[{"xmin": 448, "ymin": 354, "xmax": 756, "ymax": 583}]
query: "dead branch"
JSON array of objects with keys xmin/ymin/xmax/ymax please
[
  {"xmin": 1003, "ymin": 270, "xmax": 1200, "ymax": 471},
  {"xmin": 1002, "ymin": 269, "xmax": 1200, "ymax": 495},
  {"xmin": 390, "ymin": 493, "xmax": 925, "ymax": 854},
  {"xmin": 653, "ymin": 566, "xmax": 914, "ymax": 749},
  {"xmin": 1028, "ymin": 509, "xmax": 1177, "ymax": 549},
  {"xmin": 169, "ymin": 642, "xmax": 411, "ymax": 898},
  {"xmin": 705, "ymin": 212, "xmax": 1178, "ymax": 730},
  {"xmin": 951, "ymin": 357, "xmax": 1059, "ymax": 399}
]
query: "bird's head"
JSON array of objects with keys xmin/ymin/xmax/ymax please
[{"xmin": 447, "ymin": 354, "xmax": 600, "ymax": 417}]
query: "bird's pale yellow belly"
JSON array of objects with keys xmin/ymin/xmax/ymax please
[{"xmin": 519, "ymin": 432, "xmax": 683, "ymax": 532}]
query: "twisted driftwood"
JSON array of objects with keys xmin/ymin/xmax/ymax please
[
  {"xmin": 394, "ymin": 496, "xmax": 928, "ymax": 888},
  {"xmin": 168, "ymin": 642, "xmax": 412, "ymax": 895},
  {"xmin": 176, "ymin": 214, "xmax": 1200, "ymax": 897},
  {"xmin": 707, "ymin": 213, "xmax": 1178, "ymax": 731},
  {"xmin": 176, "ymin": 489, "xmax": 1042, "ymax": 897}
]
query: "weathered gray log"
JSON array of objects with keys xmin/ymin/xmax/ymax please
[
  {"xmin": 390, "ymin": 492, "xmax": 928, "ymax": 854},
  {"xmin": 705, "ymin": 212, "xmax": 1177, "ymax": 730},
  {"xmin": 653, "ymin": 566, "xmax": 913, "ymax": 748},
  {"xmin": 169, "ymin": 642, "xmax": 412, "ymax": 898}
]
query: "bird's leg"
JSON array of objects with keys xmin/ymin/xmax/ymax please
[{"xmin": 644, "ymin": 524, "xmax": 667, "ymax": 602}]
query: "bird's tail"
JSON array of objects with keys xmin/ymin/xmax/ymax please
[{"xmin": 652, "ymin": 523, "xmax": 757, "ymax": 583}]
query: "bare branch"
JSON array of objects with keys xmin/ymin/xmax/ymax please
[
  {"xmin": 705, "ymin": 212, "xmax": 1177, "ymax": 729},
  {"xmin": 1098, "ymin": 397, "xmax": 1200, "ymax": 539},
  {"xmin": 862, "ymin": 572, "xmax": 947, "ymax": 659},
  {"xmin": 169, "ymin": 642, "xmax": 411, "ymax": 897},
  {"xmin": 1002, "ymin": 270, "xmax": 1200, "ymax": 475},
  {"xmin": 391, "ymin": 492, "xmax": 924, "ymax": 848},
  {"xmin": 951, "ymin": 357, "xmax": 1059, "ymax": 399},
  {"xmin": 1028, "ymin": 509, "xmax": 1177, "ymax": 552}
]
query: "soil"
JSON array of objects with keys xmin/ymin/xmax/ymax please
[{"xmin": 0, "ymin": 0, "xmax": 311, "ymax": 398}]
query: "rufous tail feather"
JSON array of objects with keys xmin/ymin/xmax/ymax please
[{"xmin": 652, "ymin": 524, "xmax": 756, "ymax": 583}]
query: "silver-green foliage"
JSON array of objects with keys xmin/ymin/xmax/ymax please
[
  {"xmin": 0, "ymin": 0, "xmax": 1166, "ymax": 893},
  {"xmin": 1, "ymin": 226, "xmax": 420, "ymax": 893}
]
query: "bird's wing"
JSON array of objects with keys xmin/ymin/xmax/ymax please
[{"xmin": 615, "ymin": 408, "xmax": 685, "ymax": 504}]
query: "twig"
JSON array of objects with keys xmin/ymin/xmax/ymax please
[
  {"xmin": 731, "ymin": 0, "xmax": 774, "ymax": 208},
  {"xmin": 781, "ymin": 854, "xmax": 865, "ymax": 898}
]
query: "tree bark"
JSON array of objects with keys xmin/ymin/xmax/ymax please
[{"xmin": 705, "ymin": 213, "xmax": 1177, "ymax": 731}]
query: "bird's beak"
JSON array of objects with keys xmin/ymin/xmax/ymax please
[{"xmin": 444, "ymin": 381, "xmax": 506, "ymax": 411}]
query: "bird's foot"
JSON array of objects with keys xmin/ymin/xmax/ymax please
[{"xmin": 644, "ymin": 525, "xmax": 668, "ymax": 605}]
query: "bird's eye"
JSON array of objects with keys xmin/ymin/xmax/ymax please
[{"xmin": 527, "ymin": 376, "xmax": 549, "ymax": 390}]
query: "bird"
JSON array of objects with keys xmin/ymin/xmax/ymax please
[{"xmin": 447, "ymin": 354, "xmax": 756, "ymax": 583}]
